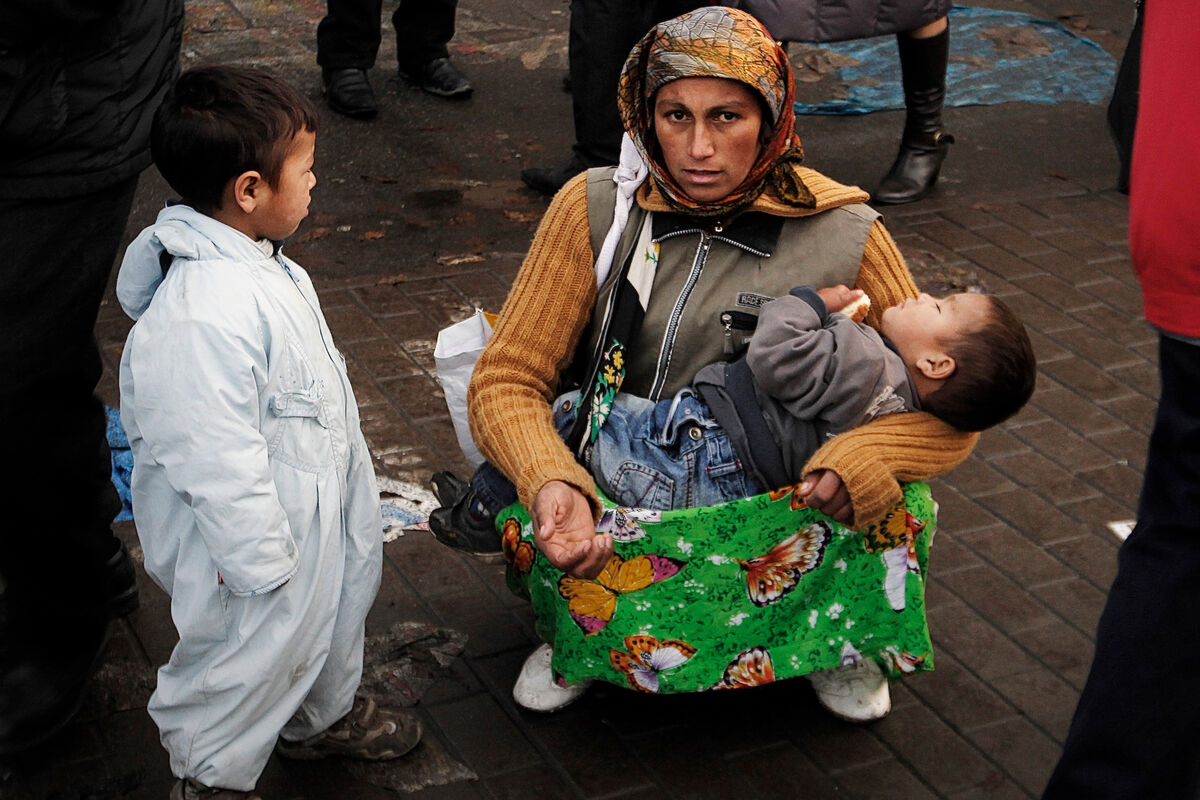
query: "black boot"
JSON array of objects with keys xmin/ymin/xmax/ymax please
[{"xmin": 874, "ymin": 27, "xmax": 954, "ymax": 205}]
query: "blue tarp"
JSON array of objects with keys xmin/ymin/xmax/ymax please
[{"xmin": 793, "ymin": 5, "xmax": 1116, "ymax": 115}]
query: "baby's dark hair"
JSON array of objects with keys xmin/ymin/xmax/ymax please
[
  {"xmin": 151, "ymin": 65, "xmax": 320, "ymax": 213},
  {"xmin": 921, "ymin": 294, "xmax": 1036, "ymax": 432}
]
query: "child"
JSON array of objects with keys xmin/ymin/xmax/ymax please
[
  {"xmin": 117, "ymin": 66, "xmax": 420, "ymax": 799},
  {"xmin": 430, "ymin": 285, "xmax": 1035, "ymax": 551}
]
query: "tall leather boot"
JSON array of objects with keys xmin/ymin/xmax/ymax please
[{"xmin": 874, "ymin": 27, "xmax": 954, "ymax": 205}]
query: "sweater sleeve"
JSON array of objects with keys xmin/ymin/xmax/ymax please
[
  {"xmin": 467, "ymin": 172, "xmax": 602, "ymax": 515},
  {"xmin": 806, "ymin": 218, "xmax": 979, "ymax": 528}
]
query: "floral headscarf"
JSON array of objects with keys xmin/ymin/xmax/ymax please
[{"xmin": 617, "ymin": 6, "xmax": 814, "ymax": 218}]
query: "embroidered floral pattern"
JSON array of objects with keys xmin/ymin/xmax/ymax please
[{"xmin": 587, "ymin": 338, "xmax": 626, "ymax": 443}]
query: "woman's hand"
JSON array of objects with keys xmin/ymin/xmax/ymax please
[
  {"xmin": 816, "ymin": 284, "xmax": 865, "ymax": 315},
  {"xmin": 798, "ymin": 469, "xmax": 854, "ymax": 526},
  {"xmin": 532, "ymin": 481, "xmax": 614, "ymax": 580}
]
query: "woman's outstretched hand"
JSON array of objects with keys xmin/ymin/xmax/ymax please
[
  {"xmin": 532, "ymin": 481, "xmax": 613, "ymax": 580},
  {"xmin": 798, "ymin": 469, "xmax": 854, "ymax": 526}
]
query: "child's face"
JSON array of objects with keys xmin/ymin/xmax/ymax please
[
  {"xmin": 252, "ymin": 129, "xmax": 317, "ymax": 241},
  {"xmin": 880, "ymin": 292, "xmax": 991, "ymax": 364}
]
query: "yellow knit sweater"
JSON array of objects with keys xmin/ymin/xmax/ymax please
[{"xmin": 468, "ymin": 168, "xmax": 978, "ymax": 528}]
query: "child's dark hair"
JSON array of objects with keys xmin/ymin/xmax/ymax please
[
  {"xmin": 151, "ymin": 66, "xmax": 320, "ymax": 213},
  {"xmin": 921, "ymin": 294, "xmax": 1037, "ymax": 432}
]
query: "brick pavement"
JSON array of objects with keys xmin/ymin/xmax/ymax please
[{"xmin": 0, "ymin": 0, "xmax": 1147, "ymax": 798}]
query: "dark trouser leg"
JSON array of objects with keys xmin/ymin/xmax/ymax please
[
  {"xmin": 317, "ymin": 0, "xmax": 384, "ymax": 69},
  {"xmin": 568, "ymin": 0, "xmax": 698, "ymax": 167},
  {"xmin": 0, "ymin": 178, "xmax": 138, "ymax": 751},
  {"xmin": 394, "ymin": 0, "xmax": 457, "ymax": 72},
  {"xmin": 1043, "ymin": 335, "xmax": 1200, "ymax": 799},
  {"xmin": 874, "ymin": 24, "xmax": 953, "ymax": 205}
]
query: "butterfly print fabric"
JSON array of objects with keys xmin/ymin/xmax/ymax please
[{"xmin": 501, "ymin": 482, "xmax": 936, "ymax": 693}]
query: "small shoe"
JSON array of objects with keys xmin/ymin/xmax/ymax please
[
  {"xmin": 430, "ymin": 470, "xmax": 470, "ymax": 507},
  {"xmin": 427, "ymin": 482, "xmax": 504, "ymax": 562},
  {"xmin": 275, "ymin": 694, "xmax": 422, "ymax": 761},
  {"xmin": 806, "ymin": 658, "xmax": 891, "ymax": 723},
  {"xmin": 106, "ymin": 537, "xmax": 139, "ymax": 618},
  {"xmin": 322, "ymin": 68, "xmax": 378, "ymax": 119},
  {"xmin": 403, "ymin": 57, "xmax": 472, "ymax": 99},
  {"xmin": 512, "ymin": 643, "xmax": 591, "ymax": 712},
  {"xmin": 170, "ymin": 778, "xmax": 262, "ymax": 800},
  {"xmin": 520, "ymin": 153, "xmax": 589, "ymax": 196}
]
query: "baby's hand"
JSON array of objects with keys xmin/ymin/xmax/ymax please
[{"xmin": 818, "ymin": 285, "xmax": 870, "ymax": 323}]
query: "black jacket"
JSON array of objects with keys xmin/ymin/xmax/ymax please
[{"xmin": 0, "ymin": 0, "xmax": 184, "ymax": 199}]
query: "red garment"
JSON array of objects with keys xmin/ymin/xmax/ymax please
[{"xmin": 1130, "ymin": 0, "xmax": 1200, "ymax": 338}]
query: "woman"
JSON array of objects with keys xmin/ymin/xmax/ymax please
[{"xmin": 460, "ymin": 6, "xmax": 975, "ymax": 716}]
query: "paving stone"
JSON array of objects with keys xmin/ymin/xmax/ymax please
[
  {"xmin": 964, "ymin": 243, "xmax": 1044, "ymax": 282},
  {"xmin": 903, "ymin": 652, "xmax": 1017, "ymax": 732},
  {"xmin": 526, "ymin": 717, "xmax": 654, "ymax": 797},
  {"xmin": 957, "ymin": 524, "xmax": 1075, "ymax": 588},
  {"xmin": 730, "ymin": 744, "xmax": 845, "ymax": 799},
  {"xmin": 1031, "ymin": 579, "xmax": 1107, "ymax": 637},
  {"xmin": 1010, "ymin": 418, "xmax": 1118, "ymax": 474},
  {"xmin": 380, "ymin": 372, "xmax": 451, "ymax": 421},
  {"xmin": 937, "ymin": 566, "xmax": 1058, "ymax": 635},
  {"xmin": 1045, "ymin": 535, "xmax": 1119, "ymax": 592},
  {"xmin": 1010, "ymin": 619, "xmax": 1097, "ymax": 691},
  {"xmin": 1029, "ymin": 385, "xmax": 1126, "ymax": 437},
  {"xmin": 427, "ymin": 694, "xmax": 544, "ymax": 778},
  {"xmin": 1003, "ymin": 293, "xmax": 1080, "ymax": 335},
  {"xmin": 1050, "ymin": 325, "xmax": 1147, "ymax": 370},
  {"xmin": 927, "ymin": 604, "xmax": 1042, "ymax": 681},
  {"xmin": 873, "ymin": 701, "xmax": 1000, "ymax": 795},
  {"xmin": 1038, "ymin": 356, "xmax": 1135, "ymax": 403},
  {"xmin": 930, "ymin": 482, "xmax": 1001, "ymax": 535},
  {"xmin": 966, "ymin": 716, "xmax": 1061, "ymax": 796},
  {"xmin": 988, "ymin": 451, "xmax": 1101, "ymax": 508},
  {"xmin": 833, "ymin": 758, "xmax": 943, "ymax": 799},
  {"xmin": 1098, "ymin": 391, "xmax": 1158, "ymax": 434}
]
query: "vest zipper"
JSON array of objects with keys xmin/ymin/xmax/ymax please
[{"xmin": 648, "ymin": 229, "xmax": 712, "ymax": 400}]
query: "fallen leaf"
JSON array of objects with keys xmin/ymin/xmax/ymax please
[
  {"xmin": 376, "ymin": 274, "xmax": 407, "ymax": 286},
  {"xmin": 436, "ymin": 254, "xmax": 485, "ymax": 266},
  {"xmin": 296, "ymin": 226, "xmax": 333, "ymax": 242},
  {"xmin": 360, "ymin": 230, "xmax": 386, "ymax": 240}
]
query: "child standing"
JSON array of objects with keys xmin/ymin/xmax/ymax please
[{"xmin": 117, "ymin": 66, "xmax": 420, "ymax": 799}]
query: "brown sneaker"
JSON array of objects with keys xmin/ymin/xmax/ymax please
[
  {"xmin": 170, "ymin": 778, "xmax": 262, "ymax": 799},
  {"xmin": 275, "ymin": 695, "xmax": 422, "ymax": 761}
]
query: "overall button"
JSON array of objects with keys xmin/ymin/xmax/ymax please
[
  {"xmin": 559, "ymin": 399, "xmax": 573, "ymax": 413},
  {"xmin": 688, "ymin": 426, "xmax": 703, "ymax": 441}
]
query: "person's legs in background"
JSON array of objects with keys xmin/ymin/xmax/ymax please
[
  {"xmin": 0, "ymin": 178, "xmax": 141, "ymax": 755},
  {"xmin": 1042, "ymin": 334, "xmax": 1200, "ymax": 799},
  {"xmin": 521, "ymin": 0, "xmax": 698, "ymax": 195},
  {"xmin": 317, "ymin": 0, "xmax": 385, "ymax": 117},
  {"xmin": 394, "ymin": 0, "xmax": 472, "ymax": 98},
  {"xmin": 873, "ymin": 16, "xmax": 953, "ymax": 205}
]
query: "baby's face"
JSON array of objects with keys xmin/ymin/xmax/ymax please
[{"xmin": 880, "ymin": 292, "xmax": 992, "ymax": 358}]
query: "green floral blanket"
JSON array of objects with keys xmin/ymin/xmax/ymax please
[{"xmin": 501, "ymin": 482, "xmax": 936, "ymax": 694}]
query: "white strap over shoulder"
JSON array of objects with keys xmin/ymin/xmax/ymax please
[{"xmin": 592, "ymin": 133, "xmax": 649, "ymax": 288}]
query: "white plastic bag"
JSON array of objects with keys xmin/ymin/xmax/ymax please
[{"xmin": 434, "ymin": 309, "xmax": 495, "ymax": 468}]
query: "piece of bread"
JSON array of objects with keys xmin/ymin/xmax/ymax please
[{"xmin": 836, "ymin": 293, "xmax": 871, "ymax": 323}]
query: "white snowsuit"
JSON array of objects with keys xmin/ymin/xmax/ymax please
[{"xmin": 117, "ymin": 205, "xmax": 382, "ymax": 790}]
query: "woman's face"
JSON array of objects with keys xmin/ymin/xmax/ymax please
[{"xmin": 652, "ymin": 77, "xmax": 765, "ymax": 204}]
